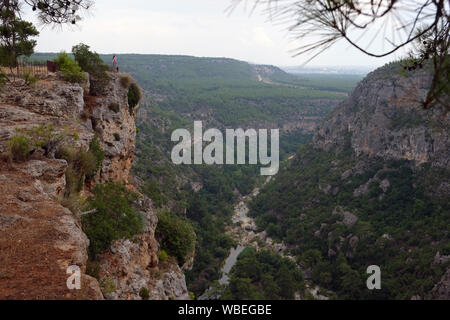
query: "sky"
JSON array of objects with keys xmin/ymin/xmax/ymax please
[{"xmin": 22, "ymin": 0, "xmax": 406, "ymax": 68}]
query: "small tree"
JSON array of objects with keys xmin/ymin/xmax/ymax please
[
  {"xmin": 72, "ymin": 43, "xmax": 110, "ymax": 94},
  {"xmin": 54, "ymin": 52, "xmax": 85, "ymax": 83},
  {"xmin": 0, "ymin": 9, "xmax": 39, "ymax": 74}
]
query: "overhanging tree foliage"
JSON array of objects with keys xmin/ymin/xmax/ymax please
[
  {"xmin": 230, "ymin": 0, "xmax": 449, "ymax": 111},
  {"xmin": 0, "ymin": 0, "xmax": 93, "ymax": 25}
]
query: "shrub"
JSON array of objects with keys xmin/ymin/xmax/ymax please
[
  {"xmin": 158, "ymin": 249, "xmax": 168, "ymax": 261},
  {"xmin": 64, "ymin": 165, "xmax": 84, "ymax": 195},
  {"xmin": 120, "ymin": 74, "xmax": 132, "ymax": 88},
  {"xmin": 57, "ymin": 142, "xmax": 104, "ymax": 195},
  {"xmin": 82, "ymin": 182, "xmax": 143, "ymax": 258},
  {"xmin": 24, "ymin": 72, "xmax": 37, "ymax": 86},
  {"xmin": 128, "ymin": 82, "xmax": 142, "ymax": 114},
  {"xmin": 54, "ymin": 52, "xmax": 85, "ymax": 83},
  {"xmin": 108, "ymin": 103, "xmax": 120, "ymax": 113},
  {"xmin": 7, "ymin": 135, "xmax": 30, "ymax": 162},
  {"xmin": 141, "ymin": 180, "xmax": 166, "ymax": 208},
  {"xmin": 155, "ymin": 211, "xmax": 195, "ymax": 265},
  {"xmin": 17, "ymin": 124, "xmax": 66, "ymax": 156},
  {"xmin": 100, "ymin": 276, "xmax": 116, "ymax": 295},
  {"xmin": 113, "ymin": 133, "xmax": 121, "ymax": 141},
  {"xmin": 78, "ymin": 151, "xmax": 98, "ymax": 176},
  {"xmin": 139, "ymin": 287, "xmax": 150, "ymax": 300},
  {"xmin": 149, "ymin": 268, "xmax": 163, "ymax": 280},
  {"xmin": 72, "ymin": 43, "xmax": 109, "ymax": 76},
  {"xmin": 88, "ymin": 137, "xmax": 105, "ymax": 178},
  {"xmin": 72, "ymin": 44, "xmax": 111, "ymax": 95}
]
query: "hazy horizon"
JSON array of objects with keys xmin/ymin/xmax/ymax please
[
  {"xmin": 32, "ymin": 51, "xmax": 378, "ymax": 74},
  {"xmin": 23, "ymin": 0, "xmax": 406, "ymax": 69}
]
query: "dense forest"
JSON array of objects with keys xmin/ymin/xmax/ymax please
[{"xmin": 221, "ymin": 248, "xmax": 305, "ymax": 300}]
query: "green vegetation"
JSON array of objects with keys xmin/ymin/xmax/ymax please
[
  {"xmin": 23, "ymin": 71, "xmax": 37, "ymax": 86},
  {"xmin": 85, "ymin": 261, "xmax": 101, "ymax": 279},
  {"xmin": 82, "ymin": 182, "xmax": 143, "ymax": 259},
  {"xmin": 96, "ymin": 54, "xmax": 343, "ymax": 126},
  {"xmin": 279, "ymin": 73, "xmax": 363, "ymax": 94},
  {"xmin": 120, "ymin": 54, "xmax": 357, "ymax": 295},
  {"xmin": 249, "ymin": 143, "xmax": 450, "ymax": 299},
  {"xmin": 100, "ymin": 276, "xmax": 116, "ymax": 295},
  {"xmin": 54, "ymin": 52, "xmax": 85, "ymax": 83},
  {"xmin": 56, "ymin": 143, "xmax": 103, "ymax": 196},
  {"xmin": 158, "ymin": 249, "xmax": 169, "ymax": 261},
  {"xmin": 7, "ymin": 135, "xmax": 30, "ymax": 162},
  {"xmin": 72, "ymin": 43, "xmax": 109, "ymax": 76},
  {"xmin": 155, "ymin": 210, "xmax": 195, "ymax": 265},
  {"xmin": 222, "ymin": 248, "xmax": 304, "ymax": 300},
  {"xmin": 139, "ymin": 287, "xmax": 150, "ymax": 300},
  {"xmin": 0, "ymin": 10, "xmax": 39, "ymax": 69},
  {"xmin": 141, "ymin": 180, "xmax": 166, "ymax": 208},
  {"xmin": 127, "ymin": 81, "xmax": 142, "ymax": 113},
  {"xmin": 87, "ymin": 137, "xmax": 105, "ymax": 179},
  {"xmin": 7, "ymin": 124, "xmax": 66, "ymax": 162},
  {"xmin": 20, "ymin": 124, "xmax": 61, "ymax": 149},
  {"xmin": 72, "ymin": 43, "xmax": 110, "ymax": 94}
]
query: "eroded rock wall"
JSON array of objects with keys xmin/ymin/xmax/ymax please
[
  {"xmin": 0, "ymin": 73, "xmax": 188, "ymax": 300},
  {"xmin": 313, "ymin": 65, "xmax": 450, "ymax": 168}
]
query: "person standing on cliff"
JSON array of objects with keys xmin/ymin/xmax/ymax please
[{"xmin": 112, "ymin": 55, "xmax": 118, "ymax": 72}]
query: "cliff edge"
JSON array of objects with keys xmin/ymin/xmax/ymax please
[{"xmin": 0, "ymin": 72, "xmax": 189, "ymax": 300}]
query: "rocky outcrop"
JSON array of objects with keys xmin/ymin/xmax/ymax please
[
  {"xmin": 0, "ymin": 73, "xmax": 188, "ymax": 300},
  {"xmin": 313, "ymin": 64, "xmax": 450, "ymax": 168},
  {"xmin": 307, "ymin": 63, "xmax": 450, "ymax": 299},
  {"xmin": 0, "ymin": 160, "xmax": 102, "ymax": 299},
  {"xmin": 88, "ymin": 73, "xmax": 137, "ymax": 184}
]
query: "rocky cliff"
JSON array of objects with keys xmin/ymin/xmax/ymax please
[
  {"xmin": 0, "ymin": 72, "xmax": 189, "ymax": 300},
  {"xmin": 310, "ymin": 63, "xmax": 450, "ymax": 299},
  {"xmin": 313, "ymin": 64, "xmax": 449, "ymax": 168},
  {"xmin": 249, "ymin": 62, "xmax": 449, "ymax": 300}
]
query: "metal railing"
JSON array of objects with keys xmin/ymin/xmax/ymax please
[{"xmin": 0, "ymin": 60, "xmax": 51, "ymax": 78}]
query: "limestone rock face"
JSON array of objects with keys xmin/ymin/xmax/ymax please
[
  {"xmin": 89, "ymin": 73, "xmax": 137, "ymax": 184},
  {"xmin": 0, "ymin": 73, "xmax": 188, "ymax": 300},
  {"xmin": 0, "ymin": 161, "xmax": 102, "ymax": 300},
  {"xmin": 96, "ymin": 197, "xmax": 190, "ymax": 300},
  {"xmin": 313, "ymin": 65, "xmax": 450, "ymax": 168},
  {"xmin": 0, "ymin": 76, "xmax": 85, "ymax": 119}
]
